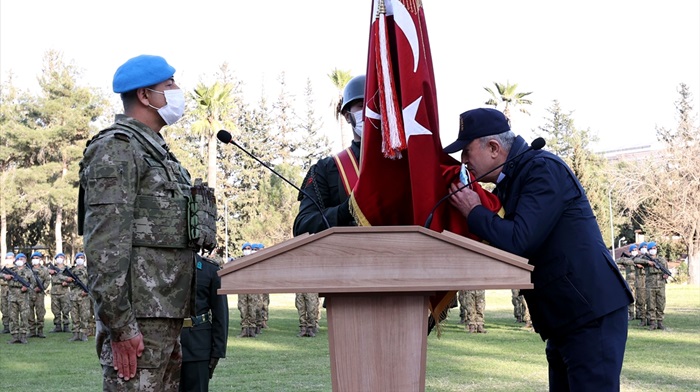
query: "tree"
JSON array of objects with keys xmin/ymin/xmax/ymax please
[
  {"xmin": 189, "ymin": 65, "xmax": 240, "ymax": 190},
  {"xmin": 535, "ymin": 100, "xmax": 613, "ymax": 246},
  {"xmin": 299, "ymin": 78, "xmax": 331, "ymax": 171},
  {"xmin": 615, "ymin": 84, "xmax": 700, "ymax": 284},
  {"xmin": 328, "ymin": 68, "xmax": 353, "ymax": 147},
  {"xmin": 484, "ymin": 81, "xmax": 533, "ymax": 123}
]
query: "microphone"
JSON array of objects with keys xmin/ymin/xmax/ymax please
[
  {"xmin": 423, "ymin": 137, "xmax": 546, "ymax": 229},
  {"xmin": 217, "ymin": 130, "xmax": 331, "ymax": 230}
]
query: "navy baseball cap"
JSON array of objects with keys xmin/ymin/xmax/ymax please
[
  {"xmin": 443, "ymin": 108, "xmax": 510, "ymax": 153},
  {"xmin": 113, "ymin": 55, "xmax": 176, "ymax": 93}
]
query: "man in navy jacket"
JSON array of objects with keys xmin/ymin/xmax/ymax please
[{"xmin": 444, "ymin": 108, "xmax": 633, "ymax": 391}]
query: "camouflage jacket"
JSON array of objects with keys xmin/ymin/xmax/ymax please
[
  {"xmin": 5, "ymin": 265, "xmax": 33, "ymax": 290},
  {"xmin": 615, "ymin": 256, "xmax": 636, "ymax": 282},
  {"xmin": 30, "ymin": 265, "xmax": 50, "ymax": 294},
  {"xmin": 80, "ymin": 114, "xmax": 195, "ymax": 342},
  {"xmin": 68, "ymin": 265, "xmax": 89, "ymax": 300},
  {"xmin": 49, "ymin": 265, "xmax": 71, "ymax": 295},
  {"xmin": 643, "ymin": 256, "xmax": 669, "ymax": 288}
]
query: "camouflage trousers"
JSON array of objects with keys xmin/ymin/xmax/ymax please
[
  {"xmin": 238, "ymin": 294, "xmax": 261, "ymax": 328},
  {"xmin": 460, "ymin": 290, "xmax": 485, "ymax": 328},
  {"xmin": 1, "ymin": 285, "xmax": 9, "ymax": 327},
  {"xmin": 28, "ymin": 292, "xmax": 47, "ymax": 331},
  {"xmin": 99, "ymin": 318, "xmax": 183, "ymax": 392},
  {"xmin": 70, "ymin": 293, "xmax": 91, "ymax": 334},
  {"xmin": 635, "ymin": 280, "xmax": 646, "ymax": 319},
  {"xmin": 646, "ymin": 286, "xmax": 666, "ymax": 322},
  {"xmin": 8, "ymin": 289, "xmax": 30, "ymax": 334},
  {"xmin": 295, "ymin": 293, "xmax": 319, "ymax": 328},
  {"xmin": 51, "ymin": 294, "xmax": 72, "ymax": 328},
  {"xmin": 511, "ymin": 289, "xmax": 531, "ymax": 323},
  {"xmin": 259, "ymin": 293, "xmax": 270, "ymax": 325}
]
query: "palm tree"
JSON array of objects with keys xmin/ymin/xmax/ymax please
[
  {"xmin": 328, "ymin": 68, "xmax": 353, "ymax": 146},
  {"xmin": 190, "ymin": 81, "xmax": 237, "ymax": 190},
  {"xmin": 484, "ymin": 81, "xmax": 533, "ymax": 123}
]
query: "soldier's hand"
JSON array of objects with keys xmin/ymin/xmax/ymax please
[
  {"xmin": 208, "ymin": 357, "xmax": 219, "ymax": 379},
  {"xmin": 49, "ymin": 270, "xmax": 56, "ymax": 275},
  {"xmin": 62, "ymin": 282, "xmax": 68, "ymax": 286},
  {"xmin": 111, "ymin": 333, "xmax": 144, "ymax": 381},
  {"xmin": 34, "ymin": 287, "xmax": 40, "ymax": 293},
  {"xmin": 21, "ymin": 286, "xmax": 27, "ymax": 292}
]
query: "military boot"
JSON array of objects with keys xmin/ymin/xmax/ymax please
[
  {"xmin": 648, "ymin": 321, "xmax": 657, "ymax": 331},
  {"xmin": 255, "ymin": 326, "xmax": 262, "ymax": 335},
  {"xmin": 476, "ymin": 324, "xmax": 487, "ymax": 334},
  {"xmin": 50, "ymin": 325, "xmax": 62, "ymax": 333},
  {"xmin": 37, "ymin": 327, "xmax": 46, "ymax": 338},
  {"xmin": 62, "ymin": 324, "xmax": 70, "ymax": 333},
  {"xmin": 657, "ymin": 321, "xmax": 666, "ymax": 330},
  {"xmin": 28, "ymin": 328, "xmax": 38, "ymax": 338},
  {"xmin": 69, "ymin": 332, "xmax": 81, "ymax": 341},
  {"xmin": 79, "ymin": 332, "xmax": 88, "ymax": 342},
  {"xmin": 639, "ymin": 318, "xmax": 648, "ymax": 327},
  {"xmin": 19, "ymin": 333, "xmax": 28, "ymax": 344},
  {"xmin": 467, "ymin": 324, "xmax": 476, "ymax": 333},
  {"xmin": 306, "ymin": 327, "xmax": 316, "ymax": 338},
  {"xmin": 1, "ymin": 324, "xmax": 10, "ymax": 334},
  {"xmin": 7, "ymin": 334, "xmax": 21, "ymax": 344},
  {"xmin": 247, "ymin": 327, "xmax": 256, "ymax": 338},
  {"xmin": 237, "ymin": 328, "xmax": 248, "ymax": 338},
  {"xmin": 297, "ymin": 326, "xmax": 307, "ymax": 337}
]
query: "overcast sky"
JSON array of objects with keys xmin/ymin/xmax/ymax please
[{"xmin": 1, "ymin": 0, "xmax": 698, "ymax": 153}]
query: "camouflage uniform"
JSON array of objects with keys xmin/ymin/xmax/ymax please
[
  {"xmin": 238, "ymin": 294, "xmax": 262, "ymax": 336},
  {"xmin": 68, "ymin": 264, "xmax": 91, "ymax": 341},
  {"xmin": 616, "ymin": 255, "xmax": 637, "ymax": 320},
  {"xmin": 460, "ymin": 290, "xmax": 486, "ymax": 333},
  {"xmin": 632, "ymin": 256, "xmax": 648, "ymax": 323},
  {"xmin": 5, "ymin": 264, "xmax": 33, "ymax": 343},
  {"xmin": 511, "ymin": 289, "xmax": 531, "ymax": 326},
  {"xmin": 28, "ymin": 264, "xmax": 50, "ymax": 337},
  {"xmin": 49, "ymin": 264, "xmax": 72, "ymax": 332},
  {"xmin": 642, "ymin": 255, "xmax": 668, "ymax": 329},
  {"xmin": 80, "ymin": 114, "xmax": 196, "ymax": 390},
  {"xmin": 295, "ymin": 293, "xmax": 320, "ymax": 337},
  {"xmin": 0, "ymin": 268, "xmax": 9, "ymax": 333}
]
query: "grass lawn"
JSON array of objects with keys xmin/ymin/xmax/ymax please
[{"xmin": 0, "ymin": 285, "xmax": 698, "ymax": 391}]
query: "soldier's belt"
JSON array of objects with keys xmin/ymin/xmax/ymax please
[
  {"xmin": 133, "ymin": 195, "xmax": 190, "ymax": 248},
  {"xmin": 183, "ymin": 311, "xmax": 212, "ymax": 328}
]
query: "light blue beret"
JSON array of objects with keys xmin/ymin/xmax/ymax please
[{"xmin": 112, "ymin": 55, "xmax": 176, "ymax": 93}]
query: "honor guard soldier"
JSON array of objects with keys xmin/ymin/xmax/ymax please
[
  {"xmin": 28, "ymin": 251, "xmax": 50, "ymax": 338},
  {"xmin": 48, "ymin": 253, "xmax": 72, "ymax": 333},
  {"xmin": 3, "ymin": 253, "xmax": 33, "ymax": 344},
  {"xmin": 1, "ymin": 252, "xmax": 14, "ymax": 334},
  {"xmin": 179, "ymin": 254, "xmax": 228, "ymax": 391}
]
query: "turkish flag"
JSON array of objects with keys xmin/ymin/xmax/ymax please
[{"xmin": 349, "ymin": 0, "xmax": 503, "ymax": 333}]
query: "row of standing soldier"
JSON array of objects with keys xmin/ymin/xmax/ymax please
[
  {"xmin": 615, "ymin": 241, "xmax": 670, "ymax": 330},
  {"xmin": 1, "ymin": 251, "xmax": 93, "ymax": 344}
]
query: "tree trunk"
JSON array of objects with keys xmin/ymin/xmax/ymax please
[
  {"xmin": 689, "ymin": 241, "xmax": 699, "ymax": 285},
  {"xmin": 208, "ymin": 132, "xmax": 217, "ymax": 189},
  {"xmin": 55, "ymin": 206, "xmax": 63, "ymax": 254}
]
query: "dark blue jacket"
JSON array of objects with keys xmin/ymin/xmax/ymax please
[
  {"xmin": 181, "ymin": 255, "xmax": 228, "ymax": 362},
  {"xmin": 468, "ymin": 136, "xmax": 633, "ymax": 340}
]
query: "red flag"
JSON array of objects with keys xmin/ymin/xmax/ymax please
[{"xmin": 349, "ymin": 0, "xmax": 503, "ymax": 330}]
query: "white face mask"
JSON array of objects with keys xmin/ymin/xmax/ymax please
[
  {"xmin": 15, "ymin": 260, "xmax": 25, "ymax": 267},
  {"xmin": 56, "ymin": 258, "xmax": 65, "ymax": 265},
  {"xmin": 32, "ymin": 259, "xmax": 41, "ymax": 265},
  {"xmin": 242, "ymin": 249, "xmax": 252, "ymax": 256},
  {"xmin": 640, "ymin": 248, "xmax": 648, "ymax": 254},
  {"xmin": 5, "ymin": 258, "xmax": 13, "ymax": 266},
  {"xmin": 630, "ymin": 250, "xmax": 638, "ymax": 257},
  {"xmin": 75, "ymin": 259, "xmax": 85, "ymax": 266},
  {"xmin": 148, "ymin": 88, "xmax": 185, "ymax": 125},
  {"xmin": 649, "ymin": 249, "xmax": 657, "ymax": 256},
  {"xmin": 351, "ymin": 110, "xmax": 364, "ymax": 138}
]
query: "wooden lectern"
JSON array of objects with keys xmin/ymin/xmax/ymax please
[{"xmin": 218, "ymin": 226, "xmax": 533, "ymax": 392}]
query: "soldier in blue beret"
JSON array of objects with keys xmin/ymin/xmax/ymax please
[{"xmin": 79, "ymin": 55, "xmax": 198, "ymax": 389}]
